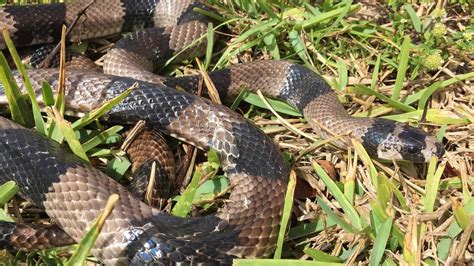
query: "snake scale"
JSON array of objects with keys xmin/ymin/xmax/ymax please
[{"xmin": 0, "ymin": 0, "xmax": 444, "ymax": 265}]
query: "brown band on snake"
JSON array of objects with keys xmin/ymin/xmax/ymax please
[
  {"xmin": 0, "ymin": 221, "xmax": 75, "ymax": 252},
  {"xmin": 125, "ymin": 128, "xmax": 177, "ymax": 203}
]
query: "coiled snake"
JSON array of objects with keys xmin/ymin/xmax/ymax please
[{"xmin": 0, "ymin": 0, "xmax": 444, "ymax": 265}]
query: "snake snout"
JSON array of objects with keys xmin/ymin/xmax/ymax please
[
  {"xmin": 364, "ymin": 120, "xmax": 445, "ymax": 163},
  {"xmin": 389, "ymin": 125, "xmax": 445, "ymax": 163}
]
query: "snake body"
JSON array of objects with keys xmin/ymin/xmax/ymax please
[{"xmin": 0, "ymin": 0, "xmax": 444, "ymax": 265}]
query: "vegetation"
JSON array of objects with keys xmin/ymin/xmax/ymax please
[{"xmin": 0, "ymin": 0, "xmax": 472, "ymax": 265}]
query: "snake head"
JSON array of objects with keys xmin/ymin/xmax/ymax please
[{"xmin": 361, "ymin": 119, "xmax": 445, "ymax": 163}]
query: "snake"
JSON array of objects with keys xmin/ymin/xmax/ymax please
[{"xmin": 0, "ymin": 0, "xmax": 445, "ymax": 265}]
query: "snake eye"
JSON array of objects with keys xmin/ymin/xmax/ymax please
[{"xmin": 406, "ymin": 145, "xmax": 418, "ymax": 154}]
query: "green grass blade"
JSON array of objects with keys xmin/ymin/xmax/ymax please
[
  {"xmin": 349, "ymin": 85, "xmax": 415, "ymax": 113},
  {"xmin": 242, "ymin": 92, "xmax": 302, "ymax": 117},
  {"xmin": 336, "ymin": 59, "xmax": 348, "ymax": 91},
  {"xmin": 274, "ymin": 171, "xmax": 296, "ymax": 259},
  {"xmin": 316, "ymin": 196, "xmax": 357, "ymax": 233},
  {"xmin": 66, "ymin": 194, "xmax": 119, "ymax": 265},
  {"xmin": 0, "ymin": 181, "xmax": 19, "ymax": 206},
  {"xmin": 404, "ymin": 72, "xmax": 474, "ymax": 106},
  {"xmin": 287, "ymin": 218, "xmax": 337, "ymax": 240},
  {"xmin": 204, "ymin": 22, "xmax": 214, "ymax": 69},
  {"xmin": 391, "ymin": 36, "xmax": 410, "ymax": 100},
  {"xmin": 369, "ymin": 218, "xmax": 393, "ymax": 266},
  {"xmin": 371, "ymin": 55, "xmax": 381, "ymax": 91},
  {"xmin": 404, "ymin": 5, "xmax": 421, "ymax": 32},
  {"xmin": 71, "ymin": 84, "xmax": 136, "ymax": 130},
  {"xmin": 41, "ymin": 81, "xmax": 55, "ymax": 107},
  {"xmin": 263, "ymin": 33, "xmax": 280, "ymax": 59},
  {"xmin": 382, "ymin": 109, "xmax": 471, "ymax": 125},
  {"xmin": 2, "ymin": 30, "xmax": 46, "ymax": 134},
  {"xmin": 288, "ymin": 29, "xmax": 310, "ymax": 65},
  {"xmin": 313, "ymin": 161, "xmax": 362, "ymax": 230},
  {"xmin": 235, "ymin": 259, "xmax": 344, "ymax": 266},
  {"xmin": 172, "ymin": 166, "xmax": 202, "ymax": 217},
  {"xmin": 0, "ymin": 52, "xmax": 30, "ymax": 125},
  {"xmin": 304, "ymin": 248, "xmax": 343, "ymax": 262},
  {"xmin": 423, "ymin": 157, "xmax": 445, "ymax": 212},
  {"xmin": 81, "ymin": 126, "xmax": 124, "ymax": 153},
  {"xmin": 47, "ymin": 108, "xmax": 89, "ymax": 162},
  {"xmin": 302, "ymin": 4, "xmax": 360, "ymax": 29}
]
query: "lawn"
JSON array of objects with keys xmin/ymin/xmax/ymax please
[{"xmin": 0, "ymin": 0, "xmax": 472, "ymax": 265}]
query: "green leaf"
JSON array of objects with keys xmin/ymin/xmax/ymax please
[
  {"xmin": 316, "ymin": 196, "xmax": 357, "ymax": 233},
  {"xmin": 369, "ymin": 218, "xmax": 393, "ymax": 266},
  {"xmin": 242, "ymin": 91, "xmax": 302, "ymax": 117},
  {"xmin": 423, "ymin": 157, "xmax": 445, "ymax": 212},
  {"xmin": 47, "ymin": 108, "xmax": 89, "ymax": 162},
  {"xmin": 304, "ymin": 248, "xmax": 343, "ymax": 262},
  {"xmin": 207, "ymin": 148, "xmax": 221, "ymax": 169},
  {"xmin": 382, "ymin": 109, "xmax": 471, "ymax": 125},
  {"xmin": 313, "ymin": 161, "xmax": 362, "ymax": 230},
  {"xmin": 349, "ymin": 85, "xmax": 415, "ymax": 113},
  {"xmin": 81, "ymin": 126, "xmax": 124, "ymax": 152},
  {"xmin": 391, "ymin": 36, "xmax": 410, "ymax": 100},
  {"xmin": 404, "ymin": 5, "xmax": 421, "ymax": 32},
  {"xmin": 0, "ymin": 181, "xmax": 19, "ymax": 206},
  {"xmin": 66, "ymin": 194, "xmax": 119, "ymax": 265},
  {"xmin": 192, "ymin": 176, "xmax": 229, "ymax": 202},
  {"xmin": 289, "ymin": 29, "xmax": 310, "ymax": 65},
  {"xmin": 204, "ymin": 22, "xmax": 214, "ymax": 69},
  {"xmin": 263, "ymin": 33, "xmax": 280, "ymax": 59},
  {"xmin": 2, "ymin": 30, "xmax": 46, "ymax": 135},
  {"xmin": 336, "ymin": 59, "xmax": 348, "ymax": 91},
  {"xmin": 0, "ymin": 52, "xmax": 31, "ymax": 126},
  {"xmin": 235, "ymin": 259, "xmax": 344, "ymax": 266},
  {"xmin": 41, "ymin": 81, "xmax": 55, "ymax": 107},
  {"xmin": 172, "ymin": 166, "xmax": 202, "ymax": 217},
  {"xmin": 302, "ymin": 4, "xmax": 360, "ymax": 28},
  {"xmin": 106, "ymin": 156, "xmax": 131, "ymax": 179},
  {"xmin": 288, "ymin": 218, "xmax": 337, "ymax": 240},
  {"xmin": 274, "ymin": 171, "xmax": 296, "ymax": 259},
  {"xmin": 71, "ymin": 84, "xmax": 136, "ymax": 130}
]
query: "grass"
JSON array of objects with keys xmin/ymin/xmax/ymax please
[{"xmin": 0, "ymin": 0, "xmax": 473, "ymax": 265}]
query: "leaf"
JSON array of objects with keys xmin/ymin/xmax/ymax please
[
  {"xmin": 0, "ymin": 181, "xmax": 19, "ymax": 206},
  {"xmin": 313, "ymin": 161, "xmax": 362, "ymax": 230},
  {"xmin": 46, "ymin": 107, "xmax": 89, "ymax": 162},
  {"xmin": 81, "ymin": 126, "xmax": 124, "ymax": 152},
  {"xmin": 242, "ymin": 91, "xmax": 302, "ymax": 117},
  {"xmin": 316, "ymin": 196, "xmax": 357, "ymax": 233},
  {"xmin": 369, "ymin": 218, "xmax": 393, "ymax": 266},
  {"xmin": 172, "ymin": 166, "xmax": 202, "ymax": 217},
  {"xmin": 304, "ymin": 248, "xmax": 343, "ymax": 262},
  {"xmin": 423, "ymin": 157, "xmax": 445, "ymax": 212},
  {"xmin": 336, "ymin": 59, "xmax": 348, "ymax": 91},
  {"xmin": 391, "ymin": 36, "xmax": 410, "ymax": 100},
  {"xmin": 349, "ymin": 85, "xmax": 415, "ymax": 113},
  {"xmin": 0, "ymin": 52, "xmax": 31, "ymax": 126},
  {"xmin": 41, "ymin": 81, "xmax": 55, "ymax": 106},
  {"xmin": 71, "ymin": 84, "xmax": 136, "ymax": 130},
  {"xmin": 274, "ymin": 171, "xmax": 296, "ymax": 259},
  {"xmin": 235, "ymin": 259, "xmax": 344, "ymax": 265},
  {"xmin": 288, "ymin": 218, "xmax": 337, "ymax": 240},
  {"xmin": 2, "ymin": 30, "xmax": 46, "ymax": 134},
  {"xmin": 404, "ymin": 5, "xmax": 421, "ymax": 32}
]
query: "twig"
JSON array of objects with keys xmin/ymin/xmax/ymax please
[{"xmin": 40, "ymin": 0, "xmax": 96, "ymax": 68}]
